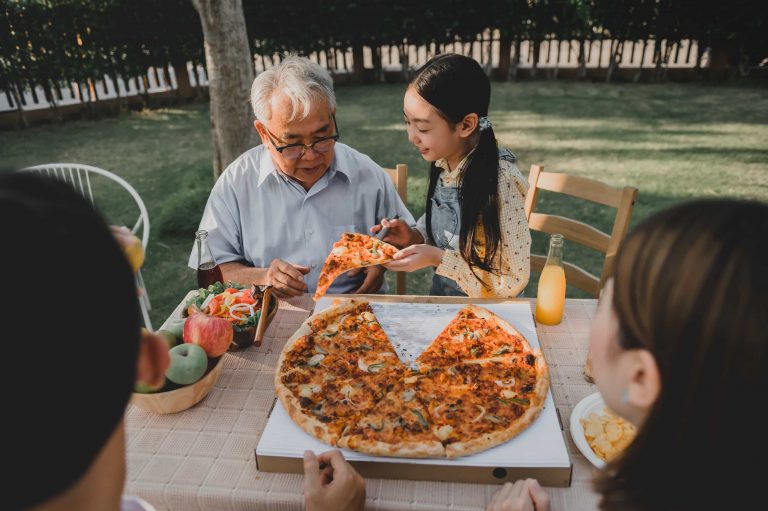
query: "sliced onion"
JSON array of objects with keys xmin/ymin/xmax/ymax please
[
  {"xmin": 200, "ymin": 293, "xmax": 215, "ymax": 311},
  {"xmin": 471, "ymin": 405, "xmax": 486, "ymax": 423},
  {"xmin": 494, "ymin": 379, "xmax": 516, "ymax": 387},
  {"xmin": 436, "ymin": 425, "xmax": 453, "ymax": 441}
]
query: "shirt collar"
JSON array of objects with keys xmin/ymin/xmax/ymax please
[
  {"xmin": 435, "ymin": 146, "xmax": 477, "ymax": 175},
  {"xmin": 258, "ymin": 146, "xmax": 352, "ymax": 187}
]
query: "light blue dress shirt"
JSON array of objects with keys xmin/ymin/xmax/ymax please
[{"xmin": 188, "ymin": 143, "xmax": 415, "ymax": 294}]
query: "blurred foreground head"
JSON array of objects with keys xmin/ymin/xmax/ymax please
[
  {"xmin": 0, "ymin": 171, "xmax": 140, "ymax": 510},
  {"xmin": 597, "ymin": 198, "xmax": 768, "ymax": 510}
]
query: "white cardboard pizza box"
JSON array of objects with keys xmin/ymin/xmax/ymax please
[{"xmin": 255, "ymin": 297, "xmax": 572, "ymax": 486}]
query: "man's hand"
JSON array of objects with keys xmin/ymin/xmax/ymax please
[
  {"xmin": 267, "ymin": 258, "xmax": 310, "ymax": 297},
  {"xmin": 486, "ymin": 479, "xmax": 550, "ymax": 511},
  {"xmin": 303, "ymin": 450, "xmax": 365, "ymax": 511},
  {"xmin": 369, "ymin": 218, "xmax": 423, "ymax": 248},
  {"xmin": 348, "ymin": 265, "xmax": 385, "ymax": 294},
  {"xmin": 384, "ymin": 244, "xmax": 444, "ymax": 272}
]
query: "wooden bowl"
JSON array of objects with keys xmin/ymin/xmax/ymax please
[{"xmin": 130, "ymin": 355, "xmax": 224, "ymax": 414}]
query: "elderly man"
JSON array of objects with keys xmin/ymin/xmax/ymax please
[{"xmin": 189, "ymin": 56, "xmax": 413, "ymax": 297}]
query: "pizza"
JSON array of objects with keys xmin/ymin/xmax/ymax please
[
  {"xmin": 275, "ymin": 300, "xmax": 549, "ymax": 458},
  {"xmin": 313, "ymin": 232, "xmax": 398, "ymax": 301}
]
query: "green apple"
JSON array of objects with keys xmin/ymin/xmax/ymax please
[
  {"xmin": 165, "ymin": 318, "xmax": 186, "ymax": 339},
  {"xmin": 156, "ymin": 329, "xmax": 179, "ymax": 350},
  {"xmin": 134, "ymin": 379, "xmax": 163, "ymax": 394},
  {"xmin": 165, "ymin": 343, "xmax": 208, "ymax": 385}
]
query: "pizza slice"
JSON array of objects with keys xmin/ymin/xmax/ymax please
[
  {"xmin": 414, "ymin": 354, "xmax": 549, "ymax": 458},
  {"xmin": 416, "ymin": 305, "xmax": 529, "ymax": 367},
  {"xmin": 337, "ymin": 380, "xmax": 445, "ymax": 458},
  {"xmin": 313, "ymin": 232, "xmax": 398, "ymax": 300}
]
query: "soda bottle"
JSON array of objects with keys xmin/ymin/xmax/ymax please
[
  {"xmin": 195, "ymin": 229, "xmax": 223, "ymax": 288},
  {"xmin": 535, "ymin": 233, "xmax": 566, "ymax": 325}
]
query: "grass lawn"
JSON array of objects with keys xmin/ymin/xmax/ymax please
[{"xmin": 1, "ymin": 81, "xmax": 766, "ymax": 327}]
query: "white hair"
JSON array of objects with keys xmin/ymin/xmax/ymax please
[{"xmin": 250, "ymin": 55, "xmax": 336, "ymax": 122}]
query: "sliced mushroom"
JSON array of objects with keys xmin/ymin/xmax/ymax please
[
  {"xmin": 402, "ymin": 389, "xmax": 416, "ymax": 402},
  {"xmin": 494, "ymin": 378, "xmax": 516, "ymax": 387},
  {"xmin": 501, "ymin": 389, "xmax": 518, "ymax": 399}
]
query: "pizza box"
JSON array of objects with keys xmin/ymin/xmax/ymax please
[{"xmin": 255, "ymin": 296, "xmax": 572, "ymax": 486}]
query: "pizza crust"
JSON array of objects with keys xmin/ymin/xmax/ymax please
[
  {"xmin": 337, "ymin": 436, "xmax": 445, "ymax": 458},
  {"xmin": 275, "ymin": 381, "xmax": 341, "ymax": 445}
]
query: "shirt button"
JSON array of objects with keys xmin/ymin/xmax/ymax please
[{"xmin": 311, "ymin": 263, "xmax": 317, "ymax": 269}]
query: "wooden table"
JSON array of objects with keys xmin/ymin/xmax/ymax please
[{"xmin": 125, "ymin": 295, "xmax": 601, "ymax": 511}]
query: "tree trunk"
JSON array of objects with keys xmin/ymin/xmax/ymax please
[
  {"xmin": 171, "ymin": 57, "xmax": 195, "ymax": 101},
  {"xmin": 634, "ymin": 39, "xmax": 647, "ymax": 83},
  {"xmin": 511, "ymin": 39, "xmax": 521, "ymax": 81},
  {"xmin": 530, "ymin": 39, "xmax": 540, "ymax": 78},
  {"xmin": 372, "ymin": 45, "xmax": 385, "ymax": 83},
  {"xmin": 43, "ymin": 81, "xmax": 63, "ymax": 122},
  {"xmin": 11, "ymin": 82, "xmax": 28, "ymax": 129},
  {"xmin": 192, "ymin": 0, "xmax": 259, "ymax": 179},
  {"xmin": 352, "ymin": 43, "xmax": 365, "ymax": 84},
  {"xmin": 398, "ymin": 43, "xmax": 410, "ymax": 82},
  {"xmin": 606, "ymin": 40, "xmax": 623, "ymax": 82},
  {"xmin": 498, "ymin": 36, "xmax": 512, "ymax": 81},
  {"xmin": 577, "ymin": 39, "xmax": 587, "ymax": 79}
]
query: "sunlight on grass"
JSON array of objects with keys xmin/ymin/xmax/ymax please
[{"xmin": 2, "ymin": 81, "xmax": 766, "ymax": 324}]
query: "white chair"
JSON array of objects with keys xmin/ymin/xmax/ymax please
[{"xmin": 21, "ymin": 163, "xmax": 153, "ymax": 330}]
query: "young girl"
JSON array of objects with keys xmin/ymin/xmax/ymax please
[{"xmin": 372, "ymin": 53, "xmax": 530, "ymax": 297}]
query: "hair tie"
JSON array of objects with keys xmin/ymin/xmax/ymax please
[{"xmin": 478, "ymin": 116, "xmax": 492, "ymax": 132}]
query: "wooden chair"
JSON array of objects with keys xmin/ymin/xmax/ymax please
[
  {"xmin": 383, "ymin": 164, "xmax": 408, "ymax": 294},
  {"xmin": 21, "ymin": 163, "xmax": 154, "ymax": 329},
  {"xmin": 524, "ymin": 164, "xmax": 638, "ymax": 297}
]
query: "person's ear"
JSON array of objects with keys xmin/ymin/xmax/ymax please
[
  {"xmin": 254, "ymin": 120, "xmax": 268, "ymax": 144},
  {"xmin": 457, "ymin": 113, "xmax": 478, "ymax": 138},
  {"xmin": 136, "ymin": 332, "xmax": 170, "ymax": 388},
  {"xmin": 626, "ymin": 349, "xmax": 660, "ymax": 411}
]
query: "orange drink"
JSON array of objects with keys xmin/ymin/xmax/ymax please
[{"xmin": 535, "ymin": 233, "xmax": 566, "ymax": 325}]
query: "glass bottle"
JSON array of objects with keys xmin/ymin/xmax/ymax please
[
  {"xmin": 195, "ymin": 229, "xmax": 223, "ymax": 289},
  {"xmin": 535, "ymin": 234, "xmax": 566, "ymax": 325}
]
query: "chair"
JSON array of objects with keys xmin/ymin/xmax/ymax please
[
  {"xmin": 524, "ymin": 164, "xmax": 638, "ymax": 297},
  {"xmin": 21, "ymin": 163, "xmax": 154, "ymax": 329},
  {"xmin": 383, "ymin": 164, "xmax": 408, "ymax": 294}
]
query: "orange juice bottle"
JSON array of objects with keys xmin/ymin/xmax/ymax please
[{"xmin": 535, "ymin": 234, "xmax": 566, "ymax": 325}]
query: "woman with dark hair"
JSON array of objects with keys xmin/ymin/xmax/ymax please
[
  {"xmin": 372, "ymin": 53, "xmax": 530, "ymax": 297},
  {"xmin": 313, "ymin": 198, "xmax": 768, "ymax": 511}
]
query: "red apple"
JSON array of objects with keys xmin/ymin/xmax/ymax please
[{"xmin": 183, "ymin": 307, "xmax": 233, "ymax": 357}]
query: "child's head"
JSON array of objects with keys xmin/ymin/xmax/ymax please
[
  {"xmin": 589, "ymin": 198, "xmax": 768, "ymax": 509},
  {"xmin": 405, "ymin": 53, "xmax": 491, "ymax": 163},
  {"xmin": 1, "ymin": 171, "xmax": 147, "ymax": 510}
]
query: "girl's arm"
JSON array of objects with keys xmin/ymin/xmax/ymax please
[{"xmin": 434, "ymin": 164, "xmax": 531, "ymax": 297}]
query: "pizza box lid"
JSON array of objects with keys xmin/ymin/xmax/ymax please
[{"xmin": 255, "ymin": 299, "xmax": 572, "ymax": 486}]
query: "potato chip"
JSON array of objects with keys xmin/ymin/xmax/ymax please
[{"xmin": 579, "ymin": 406, "xmax": 636, "ymax": 462}]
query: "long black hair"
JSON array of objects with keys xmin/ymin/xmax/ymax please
[{"xmin": 411, "ymin": 53, "xmax": 501, "ymax": 281}]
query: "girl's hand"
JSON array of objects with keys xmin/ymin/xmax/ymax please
[
  {"xmin": 486, "ymin": 479, "xmax": 550, "ymax": 511},
  {"xmin": 370, "ymin": 218, "xmax": 423, "ymax": 248},
  {"xmin": 384, "ymin": 244, "xmax": 444, "ymax": 272},
  {"xmin": 303, "ymin": 450, "xmax": 365, "ymax": 511}
]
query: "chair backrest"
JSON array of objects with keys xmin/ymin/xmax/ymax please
[
  {"xmin": 383, "ymin": 164, "xmax": 408, "ymax": 294},
  {"xmin": 20, "ymin": 163, "xmax": 150, "ymax": 249},
  {"xmin": 524, "ymin": 164, "xmax": 638, "ymax": 297},
  {"xmin": 20, "ymin": 163, "xmax": 154, "ymax": 330}
]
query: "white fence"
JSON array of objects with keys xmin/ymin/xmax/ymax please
[{"xmin": 2, "ymin": 35, "xmax": 703, "ymax": 113}]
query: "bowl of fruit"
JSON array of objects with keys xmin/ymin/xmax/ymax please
[
  {"xmin": 182, "ymin": 281, "xmax": 278, "ymax": 350},
  {"xmin": 131, "ymin": 324, "xmax": 225, "ymax": 414}
]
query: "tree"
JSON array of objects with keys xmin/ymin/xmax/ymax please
[{"xmin": 191, "ymin": 0, "xmax": 258, "ymax": 178}]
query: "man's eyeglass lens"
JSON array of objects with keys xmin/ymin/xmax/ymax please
[{"xmin": 280, "ymin": 137, "xmax": 336, "ymax": 160}]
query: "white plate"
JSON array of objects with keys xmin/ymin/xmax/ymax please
[{"xmin": 569, "ymin": 392, "xmax": 607, "ymax": 468}]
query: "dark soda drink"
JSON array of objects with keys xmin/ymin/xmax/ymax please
[{"xmin": 197, "ymin": 261, "xmax": 223, "ymax": 288}]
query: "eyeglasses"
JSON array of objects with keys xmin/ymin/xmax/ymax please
[{"xmin": 263, "ymin": 115, "xmax": 340, "ymax": 160}]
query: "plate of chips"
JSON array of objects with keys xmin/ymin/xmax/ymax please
[{"xmin": 570, "ymin": 392, "xmax": 637, "ymax": 468}]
